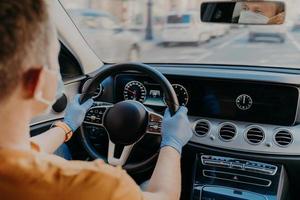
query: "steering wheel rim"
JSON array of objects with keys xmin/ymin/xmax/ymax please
[{"xmin": 80, "ymin": 63, "xmax": 179, "ymax": 171}]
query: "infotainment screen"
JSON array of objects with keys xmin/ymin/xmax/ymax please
[{"xmin": 187, "ymin": 79, "xmax": 299, "ymax": 126}]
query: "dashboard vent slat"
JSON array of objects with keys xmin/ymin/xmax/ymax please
[
  {"xmin": 246, "ymin": 127, "xmax": 265, "ymax": 145},
  {"xmin": 274, "ymin": 130, "xmax": 293, "ymax": 147},
  {"xmin": 194, "ymin": 120, "xmax": 210, "ymax": 137},
  {"xmin": 219, "ymin": 123, "xmax": 236, "ymax": 141}
]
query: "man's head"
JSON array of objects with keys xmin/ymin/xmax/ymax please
[
  {"xmin": 0, "ymin": 0, "xmax": 60, "ymax": 116},
  {"xmin": 242, "ymin": 2, "xmax": 284, "ymax": 18}
]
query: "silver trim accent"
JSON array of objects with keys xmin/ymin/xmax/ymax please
[
  {"xmin": 195, "ymin": 185, "xmax": 268, "ymax": 200},
  {"xmin": 171, "ymin": 84, "xmax": 189, "ymax": 106},
  {"xmin": 218, "ymin": 122, "xmax": 237, "ymax": 142},
  {"xmin": 200, "ymin": 155, "xmax": 278, "ymax": 176},
  {"xmin": 81, "ymin": 79, "xmax": 104, "ymax": 99},
  {"xmin": 190, "ymin": 117, "xmax": 300, "ymax": 155},
  {"xmin": 244, "ymin": 125, "xmax": 265, "ymax": 145},
  {"xmin": 92, "ymin": 84, "xmax": 104, "ymax": 99},
  {"xmin": 193, "ymin": 119, "xmax": 211, "ymax": 137},
  {"xmin": 202, "ymin": 170, "xmax": 272, "ymax": 187},
  {"xmin": 108, "ymin": 141, "xmax": 134, "ymax": 166},
  {"xmin": 273, "ymin": 128, "xmax": 294, "ymax": 148}
]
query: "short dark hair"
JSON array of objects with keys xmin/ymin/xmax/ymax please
[{"xmin": 0, "ymin": 0, "xmax": 49, "ymax": 101}]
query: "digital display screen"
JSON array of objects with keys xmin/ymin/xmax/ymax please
[
  {"xmin": 115, "ymin": 74, "xmax": 299, "ymax": 126},
  {"xmin": 143, "ymin": 83, "xmax": 165, "ymax": 107},
  {"xmin": 187, "ymin": 79, "xmax": 299, "ymax": 126}
]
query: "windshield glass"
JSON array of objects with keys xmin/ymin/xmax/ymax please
[
  {"xmin": 61, "ymin": 0, "xmax": 300, "ymax": 68},
  {"xmin": 167, "ymin": 15, "xmax": 191, "ymax": 24}
]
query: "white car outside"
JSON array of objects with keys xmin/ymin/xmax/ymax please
[
  {"xmin": 68, "ymin": 9, "xmax": 141, "ymax": 62},
  {"xmin": 161, "ymin": 11, "xmax": 212, "ymax": 46}
]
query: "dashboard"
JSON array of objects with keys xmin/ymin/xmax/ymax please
[
  {"xmin": 114, "ymin": 73, "xmax": 299, "ymax": 126},
  {"xmin": 82, "ymin": 65, "xmax": 300, "ymax": 156}
]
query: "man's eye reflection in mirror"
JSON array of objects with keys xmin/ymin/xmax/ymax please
[{"xmin": 235, "ymin": 1, "xmax": 285, "ymax": 25}]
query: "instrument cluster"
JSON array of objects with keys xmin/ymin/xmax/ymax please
[
  {"xmin": 123, "ymin": 80, "xmax": 189, "ymax": 106},
  {"xmin": 115, "ymin": 74, "xmax": 190, "ymax": 107}
]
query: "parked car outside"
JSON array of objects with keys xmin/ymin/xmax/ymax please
[
  {"xmin": 68, "ymin": 9, "xmax": 141, "ymax": 62},
  {"xmin": 248, "ymin": 25, "xmax": 286, "ymax": 43},
  {"xmin": 161, "ymin": 11, "xmax": 213, "ymax": 46}
]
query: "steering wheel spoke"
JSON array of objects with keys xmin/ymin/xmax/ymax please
[
  {"xmin": 146, "ymin": 111, "xmax": 163, "ymax": 135},
  {"xmin": 83, "ymin": 102, "xmax": 113, "ymax": 127},
  {"xmin": 107, "ymin": 140, "xmax": 134, "ymax": 166}
]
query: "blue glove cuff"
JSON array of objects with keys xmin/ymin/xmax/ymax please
[
  {"xmin": 160, "ymin": 136, "xmax": 183, "ymax": 154},
  {"xmin": 63, "ymin": 119, "xmax": 77, "ymax": 133}
]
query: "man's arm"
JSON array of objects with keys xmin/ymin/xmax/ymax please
[
  {"xmin": 30, "ymin": 127, "xmax": 66, "ymax": 153},
  {"xmin": 143, "ymin": 147, "xmax": 181, "ymax": 200},
  {"xmin": 31, "ymin": 95, "xmax": 93, "ymax": 154},
  {"xmin": 143, "ymin": 107, "xmax": 193, "ymax": 200}
]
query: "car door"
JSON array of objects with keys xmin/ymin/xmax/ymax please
[{"xmin": 30, "ymin": 0, "xmax": 103, "ymax": 159}]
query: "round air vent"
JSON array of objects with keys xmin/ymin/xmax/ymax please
[
  {"xmin": 194, "ymin": 120, "xmax": 210, "ymax": 137},
  {"xmin": 245, "ymin": 126, "xmax": 265, "ymax": 145},
  {"xmin": 92, "ymin": 84, "xmax": 103, "ymax": 99},
  {"xmin": 274, "ymin": 129, "xmax": 293, "ymax": 147},
  {"xmin": 219, "ymin": 123, "xmax": 237, "ymax": 141},
  {"xmin": 82, "ymin": 79, "xmax": 104, "ymax": 99}
]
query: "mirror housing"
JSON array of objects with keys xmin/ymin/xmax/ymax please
[{"xmin": 201, "ymin": 1, "xmax": 285, "ymax": 25}]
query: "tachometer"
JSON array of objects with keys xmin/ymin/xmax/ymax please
[
  {"xmin": 123, "ymin": 81, "xmax": 147, "ymax": 103},
  {"xmin": 172, "ymin": 84, "xmax": 189, "ymax": 106}
]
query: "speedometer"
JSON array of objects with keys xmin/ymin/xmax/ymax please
[
  {"xmin": 172, "ymin": 84, "xmax": 189, "ymax": 106},
  {"xmin": 123, "ymin": 81, "xmax": 147, "ymax": 103}
]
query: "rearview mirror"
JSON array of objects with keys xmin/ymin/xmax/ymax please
[{"xmin": 201, "ymin": 1, "xmax": 285, "ymax": 25}]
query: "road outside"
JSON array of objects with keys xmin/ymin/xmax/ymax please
[
  {"xmin": 60, "ymin": 0, "xmax": 300, "ymax": 69},
  {"xmin": 140, "ymin": 28, "xmax": 300, "ymax": 68}
]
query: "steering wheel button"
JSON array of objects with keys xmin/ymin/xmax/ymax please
[
  {"xmin": 90, "ymin": 116, "xmax": 96, "ymax": 121},
  {"xmin": 149, "ymin": 114, "xmax": 162, "ymax": 122}
]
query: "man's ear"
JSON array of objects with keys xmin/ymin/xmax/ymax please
[{"xmin": 22, "ymin": 68, "xmax": 44, "ymax": 99}]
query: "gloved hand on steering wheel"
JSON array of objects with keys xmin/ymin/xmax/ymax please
[
  {"xmin": 161, "ymin": 106, "xmax": 193, "ymax": 154},
  {"xmin": 63, "ymin": 94, "xmax": 94, "ymax": 132}
]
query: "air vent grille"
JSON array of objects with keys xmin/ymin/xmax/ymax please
[
  {"xmin": 92, "ymin": 84, "xmax": 103, "ymax": 98},
  {"xmin": 194, "ymin": 120, "xmax": 210, "ymax": 137},
  {"xmin": 246, "ymin": 127, "xmax": 265, "ymax": 145},
  {"xmin": 274, "ymin": 130, "xmax": 293, "ymax": 147},
  {"xmin": 219, "ymin": 123, "xmax": 236, "ymax": 141}
]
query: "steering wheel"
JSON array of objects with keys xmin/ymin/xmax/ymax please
[{"xmin": 79, "ymin": 63, "xmax": 179, "ymax": 171}]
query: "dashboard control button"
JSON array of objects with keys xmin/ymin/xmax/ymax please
[
  {"xmin": 231, "ymin": 163, "xmax": 244, "ymax": 169},
  {"xmin": 244, "ymin": 165, "xmax": 275, "ymax": 175},
  {"xmin": 201, "ymin": 155, "xmax": 277, "ymax": 175}
]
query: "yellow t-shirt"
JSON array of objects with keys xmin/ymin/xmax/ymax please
[{"xmin": 0, "ymin": 143, "xmax": 144, "ymax": 200}]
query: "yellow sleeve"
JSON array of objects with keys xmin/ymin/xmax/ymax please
[
  {"xmin": 36, "ymin": 155, "xmax": 144, "ymax": 200},
  {"xmin": 109, "ymin": 168, "xmax": 145, "ymax": 200}
]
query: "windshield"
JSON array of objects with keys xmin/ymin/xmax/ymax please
[
  {"xmin": 167, "ymin": 15, "xmax": 191, "ymax": 24},
  {"xmin": 61, "ymin": 0, "xmax": 300, "ymax": 68}
]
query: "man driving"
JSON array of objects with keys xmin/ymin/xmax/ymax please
[
  {"xmin": 238, "ymin": 1, "xmax": 285, "ymax": 24},
  {"xmin": 0, "ymin": 0, "xmax": 193, "ymax": 200}
]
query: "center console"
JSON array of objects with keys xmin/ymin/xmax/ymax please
[{"xmin": 191, "ymin": 154, "xmax": 288, "ymax": 200}]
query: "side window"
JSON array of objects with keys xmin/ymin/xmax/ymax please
[
  {"xmin": 59, "ymin": 42, "xmax": 83, "ymax": 80},
  {"xmin": 81, "ymin": 16, "xmax": 103, "ymax": 29}
]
